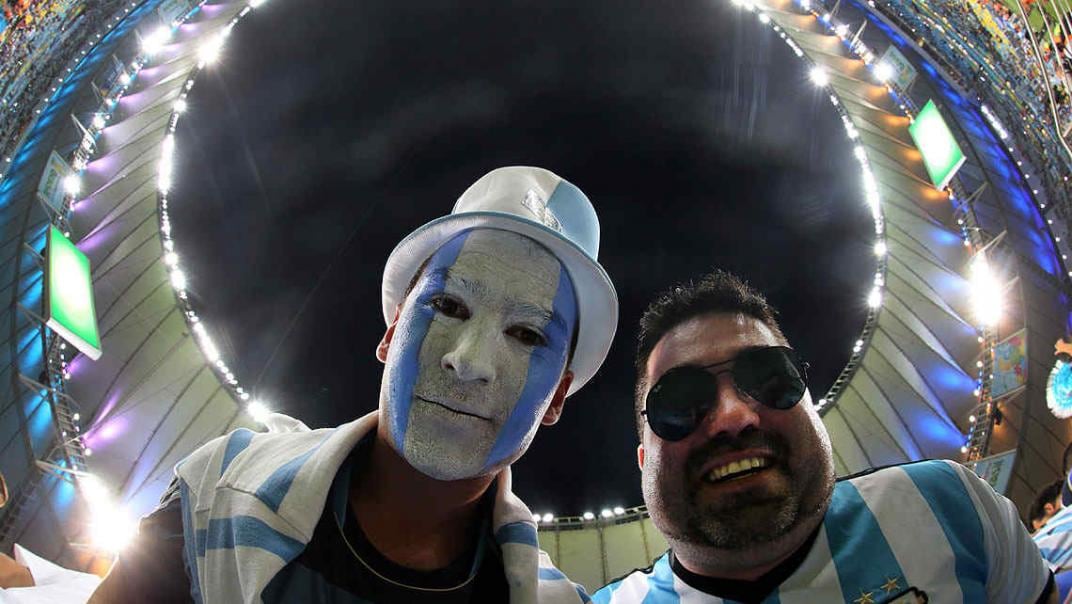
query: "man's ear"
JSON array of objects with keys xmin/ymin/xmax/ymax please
[
  {"xmin": 541, "ymin": 370, "xmax": 574, "ymax": 426},
  {"xmin": 1045, "ymin": 502, "xmax": 1058, "ymax": 516},
  {"xmin": 637, "ymin": 443, "xmax": 645, "ymax": 470},
  {"xmin": 376, "ymin": 305, "xmax": 402, "ymax": 363}
]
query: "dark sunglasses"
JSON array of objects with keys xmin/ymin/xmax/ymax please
[{"xmin": 642, "ymin": 346, "xmax": 809, "ymax": 442}]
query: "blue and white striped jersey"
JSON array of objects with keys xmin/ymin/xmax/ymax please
[
  {"xmin": 174, "ymin": 412, "xmax": 589, "ymax": 603},
  {"xmin": 1034, "ymin": 502, "xmax": 1072, "ymax": 572},
  {"xmin": 594, "ymin": 460, "xmax": 1049, "ymax": 604}
]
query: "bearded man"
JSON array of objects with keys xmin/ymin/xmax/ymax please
[
  {"xmin": 595, "ymin": 270, "xmax": 1053, "ymax": 604},
  {"xmin": 90, "ymin": 166, "xmax": 616, "ymax": 603}
]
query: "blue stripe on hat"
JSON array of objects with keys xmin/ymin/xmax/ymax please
[
  {"xmin": 577, "ymin": 584, "xmax": 593, "ymax": 603},
  {"xmin": 220, "ymin": 429, "xmax": 254, "ymax": 476},
  {"xmin": 546, "ymin": 179, "xmax": 598, "ymax": 259},
  {"xmin": 204, "ymin": 515, "xmax": 305, "ymax": 561},
  {"xmin": 390, "ymin": 230, "xmax": 469, "ymax": 449},
  {"xmin": 178, "ymin": 480, "xmax": 205, "ymax": 604},
  {"xmin": 483, "ymin": 263, "xmax": 577, "ymax": 470},
  {"xmin": 495, "ymin": 521, "xmax": 539, "ymax": 547},
  {"xmin": 901, "ymin": 461, "xmax": 987, "ymax": 603},
  {"xmin": 254, "ymin": 442, "xmax": 324, "ymax": 513},
  {"xmin": 641, "ymin": 553, "xmax": 680, "ymax": 603},
  {"xmin": 824, "ymin": 479, "xmax": 906, "ymax": 604}
]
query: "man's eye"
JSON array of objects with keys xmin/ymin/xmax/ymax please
[
  {"xmin": 431, "ymin": 296, "xmax": 469, "ymax": 319},
  {"xmin": 507, "ymin": 326, "xmax": 546, "ymax": 347}
]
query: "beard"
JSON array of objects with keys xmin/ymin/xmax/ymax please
[{"xmin": 644, "ymin": 428, "xmax": 828, "ymax": 551}]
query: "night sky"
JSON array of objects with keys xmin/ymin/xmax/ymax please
[{"xmin": 170, "ymin": 0, "xmax": 874, "ymax": 515}]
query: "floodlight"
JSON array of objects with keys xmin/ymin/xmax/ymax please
[
  {"xmin": 174, "ymin": 99, "xmax": 188, "ymax": 113},
  {"xmin": 582, "ymin": 512, "xmax": 595, "ymax": 520},
  {"xmin": 248, "ymin": 399, "xmax": 271, "ymax": 422},
  {"xmin": 541, "ymin": 513, "xmax": 554, "ymax": 523},
  {"xmin": 873, "ymin": 61, "xmax": 895, "ymax": 82},
  {"xmin": 809, "ymin": 66, "xmax": 829, "ymax": 86},
  {"xmin": 600, "ymin": 509, "xmax": 613, "ymax": 518},
  {"xmin": 141, "ymin": 26, "xmax": 170, "ymax": 54},
  {"xmin": 874, "ymin": 241, "xmax": 887, "ymax": 256},
  {"xmin": 969, "ymin": 255, "xmax": 1002, "ymax": 326},
  {"xmin": 170, "ymin": 269, "xmax": 187, "ymax": 291},
  {"xmin": 63, "ymin": 175, "xmax": 81, "ymax": 195},
  {"xmin": 613, "ymin": 506, "xmax": 625, "ymax": 515},
  {"xmin": 198, "ymin": 35, "xmax": 225, "ymax": 65},
  {"xmin": 92, "ymin": 114, "xmax": 106, "ymax": 129},
  {"xmin": 868, "ymin": 288, "xmax": 882, "ymax": 308},
  {"xmin": 89, "ymin": 506, "xmax": 137, "ymax": 552}
]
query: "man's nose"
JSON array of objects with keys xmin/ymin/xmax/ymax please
[
  {"xmin": 695, "ymin": 373, "xmax": 761, "ymax": 440},
  {"xmin": 441, "ymin": 323, "xmax": 497, "ymax": 384}
]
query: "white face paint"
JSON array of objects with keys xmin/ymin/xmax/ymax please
[{"xmin": 379, "ymin": 229, "xmax": 578, "ymax": 480}]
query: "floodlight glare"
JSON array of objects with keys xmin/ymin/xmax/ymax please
[
  {"xmin": 198, "ymin": 35, "xmax": 225, "ymax": 65},
  {"xmin": 908, "ymin": 100, "xmax": 967, "ymax": 189},
  {"xmin": 873, "ymin": 61, "xmax": 895, "ymax": 82},
  {"xmin": 874, "ymin": 241, "xmax": 887, "ymax": 256},
  {"xmin": 92, "ymin": 114, "xmax": 106, "ymax": 130},
  {"xmin": 174, "ymin": 99, "xmax": 188, "ymax": 113},
  {"xmin": 89, "ymin": 506, "xmax": 137, "ymax": 553},
  {"xmin": 809, "ymin": 66, "xmax": 829, "ymax": 86},
  {"xmin": 46, "ymin": 227, "xmax": 102, "ymax": 359},
  {"xmin": 582, "ymin": 512, "xmax": 595, "ymax": 520},
  {"xmin": 247, "ymin": 399, "xmax": 271, "ymax": 422},
  {"xmin": 170, "ymin": 269, "xmax": 187, "ymax": 290},
  {"xmin": 541, "ymin": 513, "xmax": 554, "ymax": 523},
  {"xmin": 141, "ymin": 26, "xmax": 170, "ymax": 54},
  {"xmin": 868, "ymin": 288, "xmax": 882, "ymax": 308},
  {"xmin": 613, "ymin": 506, "xmax": 625, "ymax": 515},
  {"xmin": 969, "ymin": 255, "xmax": 1002, "ymax": 326},
  {"xmin": 163, "ymin": 251, "xmax": 179, "ymax": 266},
  {"xmin": 600, "ymin": 509, "xmax": 613, "ymax": 518},
  {"xmin": 63, "ymin": 175, "xmax": 81, "ymax": 195}
]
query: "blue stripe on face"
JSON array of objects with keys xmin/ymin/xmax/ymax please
[
  {"xmin": 387, "ymin": 231, "xmax": 470, "ymax": 450},
  {"xmin": 824, "ymin": 480, "xmax": 906, "ymax": 604},
  {"xmin": 481, "ymin": 262, "xmax": 577, "ymax": 471}
]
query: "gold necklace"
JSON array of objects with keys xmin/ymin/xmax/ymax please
[{"xmin": 333, "ymin": 511, "xmax": 485, "ymax": 593}]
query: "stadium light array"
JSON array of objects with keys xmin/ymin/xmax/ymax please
[
  {"xmin": 809, "ymin": 66, "xmax": 829, "ymax": 86},
  {"xmin": 969, "ymin": 255, "xmax": 1002, "ymax": 326}
]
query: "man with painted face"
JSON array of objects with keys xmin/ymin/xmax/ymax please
[
  {"xmin": 89, "ymin": 166, "xmax": 617, "ymax": 604},
  {"xmin": 594, "ymin": 270, "xmax": 1054, "ymax": 604}
]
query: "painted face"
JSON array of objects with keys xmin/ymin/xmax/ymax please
[
  {"xmin": 639, "ymin": 313, "xmax": 834, "ymax": 556},
  {"xmin": 380, "ymin": 229, "xmax": 577, "ymax": 480}
]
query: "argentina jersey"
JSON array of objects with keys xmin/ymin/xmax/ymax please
[
  {"xmin": 593, "ymin": 460, "xmax": 1049, "ymax": 603},
  {"xmin": 1034, "ymin": 503, "xmax": 1072, "ymax": 572}
]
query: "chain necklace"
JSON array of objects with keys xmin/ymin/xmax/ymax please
[{"xmin": 333, "ymin": 510, "xmax": 486, "ymax": 593}]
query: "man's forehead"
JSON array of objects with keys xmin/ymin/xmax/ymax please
[
  {"xmin": 433, "ymin": 230, "xmax": 565, "ymax": 308},
  {"xmin": 646, "ymin": 313, "xmax": 782, "ymax": 381}
]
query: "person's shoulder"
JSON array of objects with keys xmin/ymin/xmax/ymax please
[
  {"xmin": 591, "ymin": 551, "xmax": 671, "ymax": 603},
  {"xmin": 839, "ymin": 459, "xmax": 968, "ymax": 491}
]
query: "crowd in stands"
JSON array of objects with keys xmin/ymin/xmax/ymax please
[
  {"xmin": 872, "ymin": 0, "xmax": 1072, "ymax": 215},
  {"xmin": 0, "ymin": 0, "xmax": 127, "ymax": 169}
]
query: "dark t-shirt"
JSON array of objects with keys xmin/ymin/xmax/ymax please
[{"xmin": 112, "ymin": 437, "xmax": 509, "ymax": 603}]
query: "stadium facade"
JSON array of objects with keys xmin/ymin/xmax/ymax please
[{"xmin": 0, "ymin": 0, "xmax": 1069, "ymax": 591}]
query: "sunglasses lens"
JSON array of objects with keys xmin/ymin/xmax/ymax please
[
  {"xmin": 646, "ymin": 367, "xmax": 717, "ymax": 441},
  {"xmin": 736, "ymin": 347, "xmax": 806, "ymax": 410}
]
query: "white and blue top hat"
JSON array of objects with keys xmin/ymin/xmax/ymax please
[{"xmin": 382, "ymin": 166, "xmax": 618, "ymax": 396}]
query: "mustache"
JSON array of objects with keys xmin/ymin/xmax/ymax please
[{"xmin": 686, "ymin": 428, "xmax": 789, "ymax": 477}]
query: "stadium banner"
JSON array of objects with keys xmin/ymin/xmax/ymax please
[
  {"xmin": 37, "ymin": 151, "xmax": 72, "ymax": 214},
  {"xmin": 908, "ymin": 99, "xmax": 967, "ymax": 189},
  {"xmin": 968, "ymin": 449, "xmax": 1017, "ymax": 495},
  {"xmin": 45, "ymin": 226, "xmax": 102, "ymax": 360},
  {"xmin": 990, "ymin": 329, "xmax": 1028, "ymax": 400},
  {"xmin": 879, "ymin": 45, "xmax": 917, "ymax": 91},
  {"xmin": 157, "ymin": 0, "xmax": 194, "ymax": 26}
]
